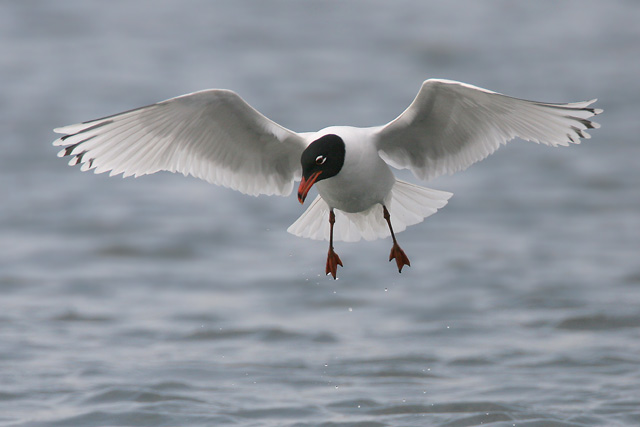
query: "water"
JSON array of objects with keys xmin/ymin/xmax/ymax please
[{"xmin": 1, "ymin": 1, "xmax": 639, "ymax": 425}]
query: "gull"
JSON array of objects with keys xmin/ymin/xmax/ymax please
[{"xmin": 53, "ymin": 79, "xmax": 601, "ymax": 279}]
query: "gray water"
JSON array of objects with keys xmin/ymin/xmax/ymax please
[{"xmin": 1, "ymin": 1, "xmax": 639, "ymax": 426}]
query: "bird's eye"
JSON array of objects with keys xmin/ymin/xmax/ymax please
[{"xmin": 315, "ymin": 155, "xmax": 326, "ymax": 165}]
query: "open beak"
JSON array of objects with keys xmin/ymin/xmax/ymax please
[{"xmin": 297, "ymin": 171, "xmax": 322, "ymax": 204}]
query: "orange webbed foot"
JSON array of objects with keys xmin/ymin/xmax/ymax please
[
  {"xmin": 326, "ymin": 248, "xmax": 343, "ymax": 279},
  {"xmin": 389, "ymin": 243, "xmax": 410, "ymax": 273}
]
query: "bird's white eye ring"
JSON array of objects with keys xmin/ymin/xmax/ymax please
[{"xmin": 315, "ymin": 155, "xmax": 326, "ymax": 165}]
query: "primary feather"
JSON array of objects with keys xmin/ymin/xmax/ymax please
[
  {"xmin": 376, "ymin": 79, "xmax": 602, "ymax": 181},
  {"xmin": 53, "ymin": 90, "xmax": 308, "ymax": 196}
]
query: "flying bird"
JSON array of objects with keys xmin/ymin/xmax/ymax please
[{"xmin": 53, "ymin": 79, "xmax": 601, "ymax": 279}]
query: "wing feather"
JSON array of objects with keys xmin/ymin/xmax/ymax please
[
  {"xmin": 53, "ymin": 90, "xmax": 308, "ymax": 196},
  {"xmin": 376, "ymin": 79, "xmax": 602, "ymax": 181}
]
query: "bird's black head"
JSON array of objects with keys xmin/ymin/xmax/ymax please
[{"xmin": 297, "ymin": 134, "xmax": 346, "ymax": 204}]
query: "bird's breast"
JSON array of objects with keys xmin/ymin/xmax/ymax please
[{"xmin": 316, "ymin": 151, "xmax": 395, "ymax": 213}]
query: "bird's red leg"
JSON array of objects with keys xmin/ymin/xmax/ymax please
[
  {"xmin": 326, "ymin": 209, "xmax": 343, "ymax": 279},
  {"xmin": 383, "ymin": 205, "xmax": 410, "ymax": 273}
]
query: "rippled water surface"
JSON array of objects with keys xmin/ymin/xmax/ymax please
[{"xmin": 1, "ymin": 1, "xmax": 639, "ymax": 426}]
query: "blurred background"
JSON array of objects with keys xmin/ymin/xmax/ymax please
[{"xmin": 1, "ymin": 1, "xmax": 639, "ymax": 426}]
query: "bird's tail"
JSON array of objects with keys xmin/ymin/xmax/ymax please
[{"xmin": 287, "ymin": 180, "xmax": 452, "ymax": 242}]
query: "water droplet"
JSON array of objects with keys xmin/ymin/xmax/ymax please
[
  {"xmin": 384, "ymin": 288, "xmax": 388, "ymax": 292},
  {"xmin": 348, "ymin": 307, "xmax": 353, "ymax": 312},
  {"xmin": 335, "ymin": 385, "xmax": 339, "ymax": 389}
]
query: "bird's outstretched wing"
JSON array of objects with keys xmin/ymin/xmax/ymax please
[
  {"xmin": 53, "ymin": 90, "xmax": 308, "ymax": 196},
  {"xmin": 375, "ymin": 79, "xmax": 602, "ymax": 181}
]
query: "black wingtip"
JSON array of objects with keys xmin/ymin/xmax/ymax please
[{"xmin": 63, "ymin": 142, "xmax": 82, "ymax": 157}]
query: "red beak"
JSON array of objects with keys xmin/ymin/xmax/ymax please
[{"xmin": 297, "ymin": 171, "xmax": 322, "ymax": 204}]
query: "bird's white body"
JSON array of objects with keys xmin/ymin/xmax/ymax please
[
  {"xmin": 312, "ymin": 126, "xmax": 395, "ymax": 214},
  {"xmin": 53, "ymin": 79, "xmax": 601, "ymax": 247}
]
